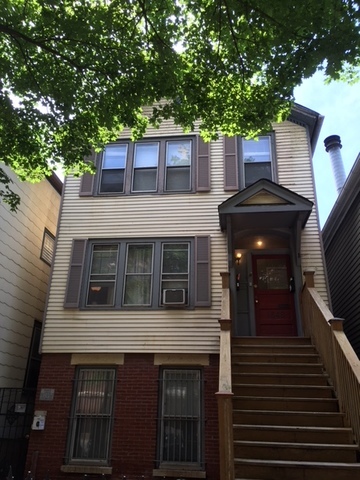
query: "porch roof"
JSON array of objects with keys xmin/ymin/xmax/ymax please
[{"xmin": 218, "ymin": 179, "xmax": 313, "ymax": 231}]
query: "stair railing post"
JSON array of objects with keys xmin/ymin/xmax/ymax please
[
  {"xmin": 217, "ymin": 272, "xmax": 234, "ymax": 480},
  {"xmin": 329, "ymin": 318, "xmax": 345, "ymax": 409}
]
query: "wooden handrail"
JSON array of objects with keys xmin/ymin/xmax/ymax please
[
  {"xmin": 217, "ymin": 272, "xmax": 234, "ymax": 480},
  {"xmin": 302, "ymin": 271, "xmax": 360, "ymax": 447}
]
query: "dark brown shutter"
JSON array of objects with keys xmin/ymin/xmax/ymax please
[
  {"xmin": 196, "ymin": 136, "xmax": 210, "ymax": 191},
  {"xmin": 194, "ymin": 236, "xmax": 211, "ymax": 307},
  {"xmin": 224, "ymin": 136, "xmax": 239, "ymax": 191},
  {"xmin": 64, "ymin": 239, "xmax": 87, "ymax": 308},
  {"xmin": 79, "ymin": 150, "xmax": 96, "ymax": 196}
]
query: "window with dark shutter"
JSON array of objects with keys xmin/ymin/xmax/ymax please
[
  {"xmin": 81, "ymin": 136, "xmax": 211, "ymax": 196},
  {"xmin": 73, "ymin": 237, "xmax": 210, "ymax": 309}
]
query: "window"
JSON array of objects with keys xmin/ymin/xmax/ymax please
[
  {"xmin": 40, "ymin": 228, "xmax": 55, "ymax": 265},
  {"xmin": 64, "ymin": 237, "xmax": 211, "ymax": 309},
  {"xmin": 97, "ymin": 138, "xmax": 194, "ymax": 195},
  {"xmin": 158, "ymin": 369, "xmax": 203, "ymax": 468},
  {"xmin": 241, "ymin": 136, "xmax": 274, "ymax": 187},
  {"xmin": 100, "ymin": 144, "xmax": 127, "ymax": 193},
  {"xmin": 85, "ymin": 240, "xmax": 190, "ymax": 308},
  {"xmin": 223, "ymin": 134, "xmax": 276, "ymax": 191},
  {"xmin": 67, "ymin": 368, "xmax": 116, "ymax": 464}
]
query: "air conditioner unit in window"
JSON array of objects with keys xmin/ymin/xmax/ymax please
[{"xmin": 163, "ymin": 288, "xmax": 186, "ymax": 305}]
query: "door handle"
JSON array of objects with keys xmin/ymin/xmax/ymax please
[{"xmin": 255, "ymin": 299, "xmax": 259, "ymax": 303}]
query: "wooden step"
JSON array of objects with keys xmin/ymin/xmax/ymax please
[
  {"xmin": 232, "ymin": 353, "xmax": 321, "ymax": 363},
  {"xmin": 233, "ymin": 396, "xmax": 339, "ymax": 412},
  {"xmin": 234, "ymin": 440, "xmax": 358, "ymax": 463},
  {"xmin": 234, "ymin": 459, "xmax": 360, "ymax": 480},
  {"xmin": 232, "ymin": 337, "xmax": 312, "ymax": 345},
  {"xmin": 232, "ymin": 344, "xmax": 317, "ymax": 355},
  {"xmin": 232, "ymin": 362, "xmax": 325, "ymax": 374},
  {"xmin": 232, "ymin": 372, "xmax": 329, "ymax": 386},
  {"xmin": 232, "ymin": 384, "xmax": 334, "ymax": 398},
  {"xmin": 233, "ymin": 410, "xmax": 346, "ymax": 427},
  {"xmin": 233, "ymin": 424, "xmax": 354, "ymax": 444}
]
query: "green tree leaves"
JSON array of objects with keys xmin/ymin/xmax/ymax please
[{"xmin": 0, "ymin": 0, "xmax": 359, "ymax": 208}]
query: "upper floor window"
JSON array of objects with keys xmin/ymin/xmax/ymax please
[
  {"xmin": 79, "ymin": 136, "xmax": 210, "ymax": 196},
  {"xmin": 224, "ymin": 134, "xmax": 276, "ymax": 191},
  {"xmin": 241, "ymin": 136, "xmax": 273, "ymax": 187},
  {"xmin": 98, "ymin": 138, "xmax": 193, "ymax": 195},
  {"xmin": 64, "ymin": 237, "xmax": 210, "ymax": 310}
]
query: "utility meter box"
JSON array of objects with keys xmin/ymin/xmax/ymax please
[{"xmin": 32, "ymin": 411, "xmax": 47, "ymax": 430}]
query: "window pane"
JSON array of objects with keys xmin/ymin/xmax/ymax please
[
  {"xmin": 134, "ymin": 143, "xmax": 159, "ymax": 167},
  {"xmin": 166, "ymin": 167, "xmax": 190, "ymax": 191},
  {"xmin": 87, "ymin": 245, "xmax": 118, "ymax": 306},
  {"xmin": 244, "ymin": 162, "xmax": 272, "ymax": 187},
  {"xmin": 257, "ymin": 258, "xmax": 289, "ymax": 290},
  {"xmin": 165, "ymin": 141, "xmax": 191, "ymax": 192},
  {"xmin": 133, "ymin": 168, "xmax": 157, "ymax": 191},
  {"xmin": 162, "ymin": 244, "xmax": 189, "ymax": 274},
  {"xmin": 70, "ymin": 368, "xmax": 115, "ymax": 462},
  {"xmin": 124, "ymin": 244, "xmax": 153, "ymax": 305},
  {"xmin": 160, "ymin": 369, "xmax": 201, "ymax": 464},
  {"xmin": 243, "ymin": 137, "xmax": 271, "ymax": 163},
  {"xmin": 103, "ymin": 145, "xmax": 127, "ymax": 169},
  {"xmin": 100, "ymin": 170, "xmax": 125, "ymax": 193}
]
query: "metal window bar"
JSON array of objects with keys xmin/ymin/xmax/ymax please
[
  {"xmin": 159, "ymin": 369, "xmax": 202, "ymax": 466},
  {"xmin": 68, "ymin": 369, "xmax": 115, "ymax": 463}
]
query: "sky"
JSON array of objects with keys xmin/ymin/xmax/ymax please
[{"xmin": 294, "ymin": 71, "xmax": 360, "ymax": 228}]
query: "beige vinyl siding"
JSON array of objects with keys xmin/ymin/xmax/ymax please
[
  {"xmin": 274, "ymin": 122, "xmax": 328, "ymax": 303},
  {"xmin": 42, "ymin": 119, "xmax": 328, "ymax": 354},
  {"xmin": 0, "ymin": 165, "xmax": 61, "ymax": 387}
]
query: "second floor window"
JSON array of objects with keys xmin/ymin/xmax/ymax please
[
  {"xmin": 85, "ymin": 240, "xmax": 191, "ymax": 309},
  {"xmin": 98, "ymin": 138, "xmax": 193, "ymax": 195},
  {"xmin": 241, "ymin": 136, "xmax": 273, "ymax": 187},
  {"xmin": 64, "ymin": 237, "xmax": 211, "ymax": 309},
  {"xmin": 224, "ymin": 134, "xmax": 277, "ymax": 191}
]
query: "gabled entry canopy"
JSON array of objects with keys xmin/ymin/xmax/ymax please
[{"xmin": 218, "ymin": 179, "xmax": 313, "ymax": 231}]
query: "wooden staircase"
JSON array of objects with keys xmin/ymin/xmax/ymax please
[{"xmin": 232, "ymin": 336, "xmax": 360, "ymax": 480}]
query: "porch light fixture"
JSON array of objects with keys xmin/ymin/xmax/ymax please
[
  {"xmin": 256, "ymin": 240, "xmax": 263, "ymax": 247},
  {"xmin": 235, "ymin": 252, "xmax": 242, "ymax": 265}
]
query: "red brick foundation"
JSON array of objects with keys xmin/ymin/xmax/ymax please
[{"xmin": 26, "ymin": 353, "xmax": 220, "ymax": 480}]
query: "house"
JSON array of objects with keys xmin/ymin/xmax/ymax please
[
  {"xmin": 322, "ymin": 137, "xmax": 360, "ymax": 358},
  {"xmin": 0, "ymin": 167, "xmax": 62, "ymax": 478},
  {"xmin": 25, "ymin": 104, "xmax": 360, "ymax": 480}
]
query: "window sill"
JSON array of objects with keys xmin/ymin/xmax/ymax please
[
  {"xmin": 153, "ymin": 468, "xmax": 206, "ymax": 478},
  {"xmin": 61, "ymin": 465, "xmax": 112, "ymax": 474}
]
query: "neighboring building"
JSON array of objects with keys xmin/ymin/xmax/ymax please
[
  {"xmin": 322, "ymin": 137, "xmax": 360, "ymax": 358},
  {"xmin": 0, "ymin": 166, "xmax": 62, "ymax": 478},
  {"xmin": 26, "ymin": 104, "xmax": 329, "ymax": 479}
]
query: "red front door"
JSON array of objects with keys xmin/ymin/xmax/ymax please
[{"xmin": 252, "ymin": 255, "xmax": 297, "ymax": 336}]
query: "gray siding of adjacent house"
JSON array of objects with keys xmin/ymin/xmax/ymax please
[
  {"xmin": 324, "ymin": 189, "xmax": 360, "ymax": 358},
  {"xmin": 0, "ymin": 166, "xmax": 61, "ymax": 387}
]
